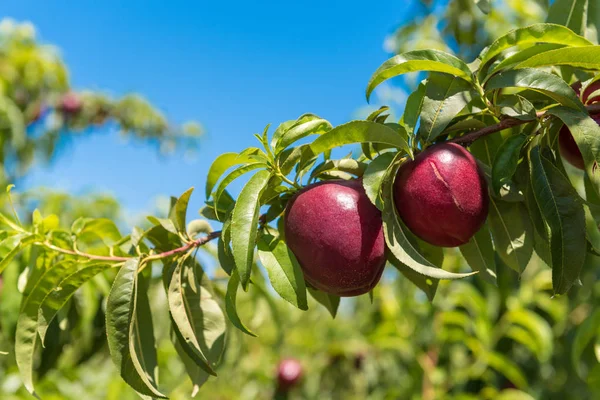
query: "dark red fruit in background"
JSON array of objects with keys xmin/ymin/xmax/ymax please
[
  {"xmin": 277, "ymin": 358, "xmax": 303, "ymax": 390},
  {"xmin": 559, "ymin": 122, "xmax": 587, "ymax": 170},
  {"xmin": 60, "ymin": 92, "xmax": 83, "ymax": 114},
  {"xmin": 571, "ymin": 80, "xmax": 600, "ymax": 105},
  {"xmin": 284, "ymin": 179, "xmax": 386, "ymax": 297},
  {"xmin": 558, "ymin": 81, "xmax": 600, "ymax": 170},
  {"xmin": 394, "ymin": 143, "xmax": 489, "ymax": 247}
]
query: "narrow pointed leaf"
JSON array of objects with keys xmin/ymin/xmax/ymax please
[
  {"xmin": 308, "ymin": 288, "xmax": 340, "ymax": 318},
  {"xmin": 459, "ymin": 223, "xmax": 497, "ymax": 285},
  {"xmin": 169, "ymin": 187, "xmax": 194, "ymax": 232},
  {"xmin": 363, "ymin": 152, "xmax": 397, "ymax": 210},
  {"xmin": 418, "ymin": 73, "xmax": 474, "ymax": 143},
  {"xmin": 366, "ymin": 49, "xmax": 473, "ymax": 100},
  {"xmin": 488, "ymin": 199, "xmax": 533, "ymax": 273},
  {"xmin": 479, "ymin": 23, "xmax": 592, "ymax": 71},
  {"xmin": 309, "ymin": 121, "xmax": 410, "ymax": 159},
  {"xmin": 213, "ymin": 163, "xmax": 267, "ymax": 220},
  {"xmin": 257, "ymin": 234, "xmax": 308, "ymax": 310},
  {"xmin": 106, "ymin": 259, "xmax": 167, "ymax": 398},
  {"xmin": 38, "ymin": 262, "xmax": 112, "ymax": 344},
  {"xmin": 168, "ymin": 257, "xmax": 226, "ymax": 375},
  {"xmin": 225, "ymin": 271, "xmax": 257, "ymax": 336},
  {"xmin": 16, "ymin": 260, "xmax": 77, "ymax": 395},
  {"xmin": 529, "ymin": 146, "xmax": 586, "ymax": 294},
  {"xmin": 492, "ymin": 134, "xmax": 528, "ymax": 196},
  {"xmin": 231, "ymin": 170, "xmax": 272, "ymax": 289},
  {"xmin": 485, "ymin": 69, "xmax": 585, "ymax": 111}
]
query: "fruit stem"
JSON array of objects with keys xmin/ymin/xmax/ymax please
[{"xmin": 451, "ymin": 103, "xmax": 600, "ymax": 146}]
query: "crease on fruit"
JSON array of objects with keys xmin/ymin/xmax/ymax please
[{"xmin": 428, "ymin": 160, "xmax": 465, "ymax": 213}]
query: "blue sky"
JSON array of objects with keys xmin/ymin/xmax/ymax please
[{"xmin": 5, "ymin": 1, "xmax": 414, "ymax": 220}]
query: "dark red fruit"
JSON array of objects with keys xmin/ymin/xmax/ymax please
[
  {"xmin": 571, "ymin": 80, "xmax": 600, "ymax": 105},
  {"xmin": 394, "ymin": 143, "xmax": 489, "ymax": 247},
  {"xmin": 558, "ymin": 81, "xmax": 600, "ymax": 170},
  {"xmin": 277, "ymin": 358, "xmax": 303, "ymax": 390},
  {"xmin": 284, "ymin": 179, "xmax": 386, "ymax": 297},
  {"xmin": 60, "ymin": 92, "xmax": 82, "ymax": 114},
  {"xmin": 559, "ymin": 121, "xmax": 588, "ymax": 170}
]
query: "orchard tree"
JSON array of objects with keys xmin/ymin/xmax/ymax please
[
  {"xmin": 2, "ymin": 1, "xmax": 600, "ymax": 398},
  {"xmin": 0, "ymin": 19, "xmax": 202, "ymax": 184}
]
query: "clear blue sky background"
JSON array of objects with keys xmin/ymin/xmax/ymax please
[{"xmin": 5, "ymin": 1, "xmax": 414, "ymax": 220}]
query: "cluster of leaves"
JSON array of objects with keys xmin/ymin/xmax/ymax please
[
  {"xmin": 0, "ymin": 18, "xmax": 202, "ymax": 183},
  {"xmin": 1, "ymin": 0, "xmax": 600, "ymax": 398}
]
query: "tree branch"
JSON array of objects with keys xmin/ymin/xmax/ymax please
[
  {"xmin": 450, "ymin": 103, "xmax": 600, "ymax": 146},
  {"xmin": 37, "ymin": 230, "xmax": 222, "ymax": 264}
]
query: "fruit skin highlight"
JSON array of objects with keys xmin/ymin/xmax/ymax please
[
  {"xmin": 284, "ymin": 179, "xmax": 386, "ymax": 297},
  {"xmin": 393, "ymin": 142, "xmax": 489, "ymax": 247}
]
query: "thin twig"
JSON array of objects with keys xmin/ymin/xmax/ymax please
[
  {"xmin": 37, "ymin": 230, "xmax": 222, "ymax": 264},
  {"xmin": 450, "ymin": 103, "xmax": 600, "ymax": 146}
]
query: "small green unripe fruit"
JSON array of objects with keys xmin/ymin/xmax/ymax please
[{"xmin": 393, "ymin": 143, "xmax": 489, "ymax": 247}]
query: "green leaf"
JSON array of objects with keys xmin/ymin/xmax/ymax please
[
  {"xmin": 225, "ymin": 271, "xmax": 257, "ymax": 336},
  {"xmin": 366, "ymin": 106, "xmax": 390, "ymax": 121},
  {"xmin": 213, "ymin": 163, "xmax": 267, "ymax": 220},
  {"xmin": 309, "ymin": 120, "xmax": 411, "ymax": 159},
  {"xmin": 492, "ymin": 134, "xmax": 528, "ymax": 195},
  {"xmin": 547, "ymin": 107, "xmax": 600, "ymax": 196},
  {"xmin": 488, "ymin": 199, "xmax": 533, "ymax": 273},
  {"xmin": 363, "ymin": 152, "xmax": 397, "ymax": 210},
  {"xmin": 217, "ymin": 219, "xmax": 235, "ymax": 275},
  {"xmin": 172, "ymin": 329, "xmax": 209, "ymax": 397},
  {"xmin": 273, "ymin": 115, "xmax": 332, "ymax": 153},
  {"xmin": 382, "ymin": 160, "xmax": 476, "ymax": 280},
  {"xmin": 16, "ymin": 260, "xmax": 77, "ymax": 395},
  {"xmin": 231, "ymin": 170, "xmax": 272, "ymax": 289},
  {"xmin": 418, "ymin": 73, "xmax": 474, "ymax": 143},
  {"xmin": 489, "ymin": 43, "xmax": 567, "ymax": 76},
  {"xmin": 257, "ymin": 234, "xmax": 308, "ymax": 310},
  {"xmin": 205, "ymin": 152, "xmax": 247, "ymax": 199},
  {"xmin": 572, "ymin": 309, "xmax": 600, "ymax": 378},
  {"xmin": 308, "ymin": 288, "xmax": 340, "ymax": 318},
  {"xmin": 0, "ymin": 234, "xmax": 26, "ymax": 274},
  {"xmin": 486, "ymin": 351, "xmax": 528, "ymax": 389},
  {"xmin": 37, "ymin": 262, "xmax": 112, "ymax": 345},
  {"xmin": 547, "ymin": 0, "xmax": 600, "ymax": 43},
  {"xmin": 529, "ymin": 146, "xmax": 587, "ymax": 294},
  {"xmin": 388, "ymin": 254, "xmax": 438, "ymax": 301},
  {"xmin": 168, "ymin": 257, "xmax": 226, "ymax": 375},
  {"xmin": 495, "ymin": 389, "xmax": 535, "ymax": 400},
  {"xmin": 132, "ymin": 271, "xmax": 162, "ymax": 398},
  {"xmin": 169, "ymin": 187, "xmax": 194, "ymax": 232},
  {"xmin": 106, "ymin": 259, "xmax": 167, "ymax": 398},
  {"xmin": 504, "ymin": 308, "xmax": 554, "ymax": 362},
  {"xmin": 479, "ymin": 23, "xmax": 592, "ymax": 72},
  {"xmin": 516, "ymin": 46, "xmax": 600, "ymax": 70},
  {"xmin": 485, "ymin": 69, "xmax": 585, "ymax": 111},
  {"xmin": 366, "ymin": 49, "xmax": 473, "ymax": 101},
  {"xmin": 475, "ymin": 0, "xmax": 491, "ymax": 14},
  {"xmin": 402, "ymin": 81, "xmax": 426, "ymax": 139},
  {"xmin": 459, "ymin": 223, "xmax": 497, "ymax": 285},
  {"xmin": 497, "ymin": 95, "xmax": 537, "ymax": 121}
]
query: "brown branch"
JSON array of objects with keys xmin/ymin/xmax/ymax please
[
  {"xmin": 144, "ymin": 230, "xmax": 221, "ymax": 262},
  {"xmin": 38, "ymin": 230, "xmax": 222, "ymax": 264},
  {"xmin": 450, "ymin": 103, "xmax": 600, "ymax": 146}
]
